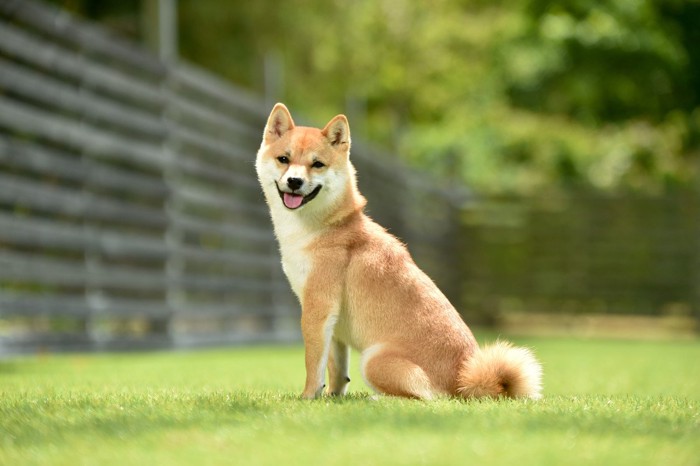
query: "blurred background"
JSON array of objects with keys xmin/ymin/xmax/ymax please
[{"xmin": 0, "ymin": 0, "xmax": 698, "ymax": 354}]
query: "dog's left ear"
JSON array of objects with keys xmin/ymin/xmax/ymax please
[
  {"xmin": 322, "ymin": 115, "xmax": 351, "ymax": 150},
  {"xmin": 264, "ymin": 103, "xmax": 295, "ymax": 145}
]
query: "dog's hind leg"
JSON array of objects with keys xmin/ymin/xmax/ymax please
[
  {"xmin": 361, "ymin": 344, "xmax": 434, "ymax": 400},
  {"xmin": 327, "ymin": 339, "xmax": 350, "ymax": 396}
]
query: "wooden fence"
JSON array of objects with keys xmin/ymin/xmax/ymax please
[
  {"xmin": 0, "ymin": 0, "xmax": 464, "ymax": 353},
  {"xmin": 460, "ymin": 192, "xmax": 700, "ymax": 326}
]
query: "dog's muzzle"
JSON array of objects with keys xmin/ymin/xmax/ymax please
[{"xmin": 276, "ymin": 183, "xmax": 322, "ymax": 210}]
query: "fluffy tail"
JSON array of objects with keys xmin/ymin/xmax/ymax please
[{"xmin": 456, "ymin": 340, "xmax": 543, "ymax": 399}]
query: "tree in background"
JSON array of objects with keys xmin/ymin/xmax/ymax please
[{"xmin": 47, "ymin": 0, "xmax": 700, "ymax": 195}]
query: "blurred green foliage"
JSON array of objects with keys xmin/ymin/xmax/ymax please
[{"xmin": 50, "ymin": 0, "xmax": 700, "ymax": 195}]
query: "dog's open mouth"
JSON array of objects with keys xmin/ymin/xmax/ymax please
[{"xmin": 276, "ymin": 184, "xmax": 322, "ymax": 210}]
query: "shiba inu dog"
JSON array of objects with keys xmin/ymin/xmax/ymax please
[{"xmin": 256, "ymin": 103, "xmax": 542, "ymax": 400}]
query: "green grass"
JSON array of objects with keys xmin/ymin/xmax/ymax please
[{"xmin": 1, "ymin": 335, "xmax": 699, "ymax": 465}]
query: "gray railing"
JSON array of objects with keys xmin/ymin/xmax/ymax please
[{"xmin": 0, "ymin": 0, "xmax": 464, "ymax": 353}]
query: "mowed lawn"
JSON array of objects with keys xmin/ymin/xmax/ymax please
[{"xmin": 1, "ymin": 335, "xmax": 698, "ymax": 465}]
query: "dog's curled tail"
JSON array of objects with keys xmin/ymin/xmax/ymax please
[{"xmin": 456, "ymin": 340, "xmax": 543, "ymax": 399}]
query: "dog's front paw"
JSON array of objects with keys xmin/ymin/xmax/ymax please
[{"xmin": 301, "ymin": 384, "xmax": 325, "ymax": 400}]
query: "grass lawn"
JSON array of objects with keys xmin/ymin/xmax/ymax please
[{"xmin": 1, "ymin": 334, "xmax": 698, "ymax": 465}]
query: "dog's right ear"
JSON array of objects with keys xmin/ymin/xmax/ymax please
[{"xmin": 263, "ymin": 103, "xmax": 295, "ymax": 145}]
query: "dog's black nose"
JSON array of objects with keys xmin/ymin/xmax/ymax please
[{"xmin": 287, "ymin": 177, "xmax": 304, "ymax": 190}]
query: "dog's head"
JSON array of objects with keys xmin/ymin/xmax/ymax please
[{"xmin": 256, "ymin": 103, "xmax": 355, "ymax": 217}]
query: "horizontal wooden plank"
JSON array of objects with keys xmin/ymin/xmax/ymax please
[
  {"xmin": 0, "ymin": 293, "xmax": 92, "ymax": 317},
  {"xmin": 0, "ymin": 335, "xmax": 94, "ymax": 355},
  {"xmin": 177, "ymin": 246, "xmax": 278, "ymax": 270},
  {"xmin": 0, "ymin": 251, "xmax": 94, "ymax": 288},
  {"xmin": 0, "ymin": 136, "xmax": 168, "ymax": 198},
  {"xmin": 0, "ymin": 334, "xmax": 176, "ymax": 354},
  {"xmin": 89, "ymin": 297, "xmax": 172, "ymax": 317},
  {"xmin": 0, "ymin": 97, "xmax": 167, "ymax": 169},
  {"xmin": 172, "ymin": 62, "xmax": 266, "ymax": 120},
  {"xmin": 1, "ymin": 0, "xmax": 166, "ymax": 76},
  {"xmin": 172, "ymin": 184, "xmax": 269, "ymax": 218},
  {"xmin": 0, "ymin": 294, "xmax": 170, "ymax": 319},
  {"xmin": 173, "ymin": 154, "xmax": 258, "ymax": 189},
  {"xmin": 169, "ymin": 331, "xmax": 301, "ymax": 351},
  {"xmin": 170, "ymin": 93, "xmax": 260, "ymax": 141},
  {"xmin": 172, "ymin": 304, "xmax": 279, "ymax": 319},
  {"xmin": 0, "ymin": 213, "xmax": 276, "ymax": 268},
  {"xmin": 172, "ymin": 123, "xmax": 253, "ymax": 163},
  {"xmin": 168, "ymin": 210, "xmax": 274, "ymax": 243},
  {"xmin": 0, "ymin": 294, "xmax": 173, "ymax": 317},
  {"xmin": 0, "ymin": 172, "xmax": 168, "ymax": 228},
  {"xmin": 0, "ymin": 56, "xmax": 166, "ymax": 139},
  {"xmin": 0, "ymin": 251, "xmax": 280, "ymax": 293},
  {"xmin": 0, "ymin": 213, "xmax": 167, "ymax": 259},
  {"xmin": 0, "ymin": 22, "xmax": 165, "ymax": 106}
]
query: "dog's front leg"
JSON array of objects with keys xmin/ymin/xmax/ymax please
[
  {"xmin": 299, "ymin": 256, "xmax": 345, "ymax": 399},
  {"xmin": 300, "ymin": 310, "xmax": 338, "ymax": 399}
]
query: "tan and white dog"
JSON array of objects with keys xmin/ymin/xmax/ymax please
[{"xmin": 256, "ymin": 103, "xmax": 542, "ymax": 400}]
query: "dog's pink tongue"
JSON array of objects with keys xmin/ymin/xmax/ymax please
[{"xmin": 284, "ymin": 193, "xmax": 304, "ymax": 209}]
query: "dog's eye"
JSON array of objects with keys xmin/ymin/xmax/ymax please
[
  {"xmin": 277, "ymin": 156, "xmax": 289, "ymax": 164},
  {"xmin": 311, "ymin": 161, "xmax": 325, "ymax": 169}
]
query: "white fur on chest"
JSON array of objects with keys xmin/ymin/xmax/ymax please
[
  {"xmin": 270, "ymin": 207, "xmax": 320, "ymax": 299},
  {"xmin": 280, "ymin": 240, "xmax": 312, "ymax": 299}
]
